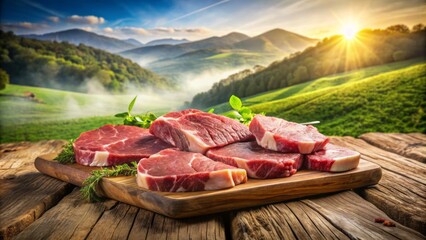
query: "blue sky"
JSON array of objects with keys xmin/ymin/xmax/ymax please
[{"xmin": 1, "ymin": 0, "xmax": 425, "ymax": 42}]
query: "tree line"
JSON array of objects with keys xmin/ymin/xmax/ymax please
[
  {"xmin": 0, "ymin": 30, "xmax": 172, "ymax": 92},
  {"xmin": 190, "ymin": 24, "xmax": 426, "ymax": 108}
]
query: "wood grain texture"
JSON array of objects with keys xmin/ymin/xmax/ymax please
[
  {"xmin": 16, "ymin": 189, "xmax": 226, "ymax": 240},
  {"xmin": 0, "ymin": 140, "xmax": 73, "ymax": 240},
  {"xmin": 231, "ymin": 191, "xmax": 424, "ymax": 240},
  {"xmin": 360, "ymin": 133, "xmax": 426, "ymax": 163},
  {"xmin": 14, "ymin": 188, "xmax": 116, "ymax": 240},
  {"xmin": 331, "ymin": 137, "xmax": 426, "ymax": 234},
  {"xmin": 35, "ymin": 154, "xmax": 381, "ymax": 218}
]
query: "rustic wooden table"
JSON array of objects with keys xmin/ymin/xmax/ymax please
[{"xmin": 1, "ymin": 133, "xmax": 425, "ymax": 240}]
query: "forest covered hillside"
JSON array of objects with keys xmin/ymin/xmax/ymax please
[
  {"xmin": 0, "ymin": 30, "xmax": 173, "ymax": 93},
  {"xmin": 191, "ymin": 26, "xmax": 426, "ymax": 108}
]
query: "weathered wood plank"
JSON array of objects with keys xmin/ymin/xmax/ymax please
[
  {"xmin": 0, "ymin": 140, "xmax": 66, "ymax": 178},
  {"xmin": 360, "ymin": 133, "xmax": 426, "ymax": 163},
  {"xmin": 14, "ymin": 188, "xmax": 116, "ymax": 240},
  {"xmin": 128, "ymin": 209, "xmax": 225, "ymax": 240},
  {"xmin": 331, "ymin": 137, "xmax": 426, "ymax": 234},
  {"xmin": 16, "ymin": 187, "xmax": 226, "ymax": 240},
  {"xmin": 0, "ymin": 140, "xmax": 72, "ymax": 240},
  {"xmin": 231, "ymin": 191, "xmax": 424, "ymax": 240}
]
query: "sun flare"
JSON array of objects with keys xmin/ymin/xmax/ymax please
[{"xmin": 341, "ymin": 23, "xmax": 359, "ymax": 40}]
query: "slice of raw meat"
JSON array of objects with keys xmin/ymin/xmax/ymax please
[
  {"xmin": 249, "ymin": 115, "xmax": 329, "ymax": 154},
  {"xmin": 149, "ymin": 109, "xmax": 253, "ymax": 153},
  {"xmin": 206, "ymin": 141, "xmax": 303, "ymax": 179},
  {"xmin": 136, "ymin": 149, "xmax": 247, "ymax": 192},
  {"xmin": 305, "ymin": 144, "xmax": 360, "ymax": 172},
  {"xmin": 73, "ymin": 124, "xmax": 172, "ymax": 166}
]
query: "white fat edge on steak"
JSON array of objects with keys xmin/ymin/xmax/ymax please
[
  {"xmin": 297, "ymin": 141, "xmax": 316, "ymax": 154},
  {"xmin": 328, "ymin": 150, "xmax": 361, "ymax": 172},
  {"xmin": 259, "ymin": 131, "xmax": 278, "ymax": 151},
  {"xmin": 231, "ymin": 157, "xmax": 257, "ymax": 178},
  {"xmin": 90, "ymin": 151, "xmax": 110, "ymax": 166},
  {"xmin": 181, "ymin": 129, "xmax": 211, "ymax": 153},
  {"xmin": 204, "ymin": 169, "xmax": 237, "ymax": 190}
]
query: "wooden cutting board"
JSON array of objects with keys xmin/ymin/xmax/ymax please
[{"xmin": 35, "ymin": 154, "xmax": 381, "ymax": 218}]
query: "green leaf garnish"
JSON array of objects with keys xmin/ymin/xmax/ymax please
[
  {"xmin": 81, "ymin": 162, "xmax": 138, "ymax": 202},
  {"xmin": 128, "ymin": 96, "xmax": 137, "ymax": 114},
  {"xmin": 54, "ymin": 140, "xmax": 75, "ymax": 164},
  {"xmin": 229, "ymin": 95, "xmax": 242, "ymax": 110},
  {"xmin": 115, "ymin": 96, "xmax": 157, "ymax": 128},
  {"xmin": 224, "ymin": 95, "xmax": 258, "ymax": 125}
]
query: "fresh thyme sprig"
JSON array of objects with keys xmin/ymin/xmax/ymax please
[
  {"xmin": 115, "ymin": 96, "xmax": 157, "ymax": 128},
  {"xmin": 81, "ymin": 162, "xmax": 138, "ymax": 202},
  {"xmin": 54, "ymin": 139, "xmax": 75, "ymax": 164}
]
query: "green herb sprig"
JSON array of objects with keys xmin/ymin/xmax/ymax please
[
  {"xmin": 115, "ymin": 96, "xmax": 157, "ymax": 128},
  {"xmin": 54, "ymin": 139, "xmax": 75, "ymax": 164},
  {"xmin": 223, "ymin": 95, "xmax": 261, "ymax": 125},
  {"xmin": 81, "ymin": 162, "xmax": 138, "ymax": 202}
]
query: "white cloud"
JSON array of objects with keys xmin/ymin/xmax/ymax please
[
  {"xmin": 103, "ymin": 27, "xmax": 114, "ymax": 33},
  {"xmin": 67, "ymin": 15, "xmax": 105, "ymax": 25},
  {"xmin": 47, "ymin": 16, "xmax": 60, "ymax": 23}
]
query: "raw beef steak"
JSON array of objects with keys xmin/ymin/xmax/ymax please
[
  {"xmin": 305, "ymin": 144, "xmax": 360, "ymax": 172},
  {"xmin": 136, "ymin": 149, "xmax": 247, "ymax": 192},
  {"xmin": 207, "ymin": 141, "xmax": 303, "ymax": 179},
  {"xmin": 249, "ymin": 115, "xmax": 329, "ymax": 154},
  {"xmin": 73, "ymin": 124, "xmax": 172, "ymax": 166},
  {"xmin": 149, "ymin": 109, "xmax": 253, "ymax": 153}
]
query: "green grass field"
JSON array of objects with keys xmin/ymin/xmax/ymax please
[
  {"xmin": 0, "ymin": 85, "xmax": 176, "ymax": 143},
  {"xmin": 211, "ymin": 58, "xmax": 425, "ymax": 112},
  {"xmin": 249, "ymin": 63, "xmax": 425, "ymax": 136},
  {"xmin": 1, "ymin": 59, "xmax": 424, "ymax": 143}
]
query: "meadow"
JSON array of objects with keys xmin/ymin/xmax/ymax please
[
  {"xmin": 1, "ymin": 58, "xmax": 424, "ymax": 143},
  {"xmin": 0, "ymin": 85, "xmax": 175, "ymax": 143}
]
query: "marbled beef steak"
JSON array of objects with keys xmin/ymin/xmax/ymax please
[
  {"xmin": 73, "ymin": 124, "xmax": 172, "ymax": 166},
  {"xmin": 149, "ymin": 109, "xmax": 253, "ymax": 153},
  {"xmin": 137, "ymin": 149, "xmax": 247, "ymax": 192},
  {"xmin": 305, "ymin": 144, "xmax": 360, "ymax": 172},
  {"xmin": 249, "ymin": 115, "xmax": 329, "ymax": 154},
  {"xmin": 207, "ymin": 141, "xmax": 303, "ymax": 179}
]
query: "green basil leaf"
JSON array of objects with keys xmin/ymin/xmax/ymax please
[
  {"xmin": 114, "ymin": 112, "xmax": 128, "ymax": 118},
  {"xmin": 229, "ymin": 95, "xmax": 242, "ymax": 110},
  {"xmin": 128, "ymin": 96, "xmax": 137, "ymax": 114}
]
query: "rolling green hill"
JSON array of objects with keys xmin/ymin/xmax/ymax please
[
  {"xmin": 212, "ymin": 61, "xmax": 425, "ymax": 137},
  {"xmin": 0, "ymin": 30, "xmax": 172, "ymax": 93},
  {"xmin": 191, "ymin": 28, "xmax": 426, "ymax": 108}
]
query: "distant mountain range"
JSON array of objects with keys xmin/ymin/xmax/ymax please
[
  {"xmin": 120, "ymin": 29, "xmax": 318, "ymax": 80},
  {"xmin": 21, "ymin": 29, "xmax": 192, "ymax": 53},
  {"xmin": 20, "ymin": 27, "xmax": 319, "ymax": 84},
  {"xmin": 22, "ymin": 28, "xmax": 139, "ymax": 53},
  {"xmin": 120, "ymin": 32, "xmax": 251, "ymax": 64}
]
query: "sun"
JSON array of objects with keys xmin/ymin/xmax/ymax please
[{"xmin": 341, "ymin": 23, "xmax": 359, "ymax": 40}]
